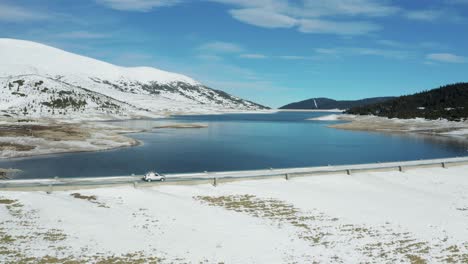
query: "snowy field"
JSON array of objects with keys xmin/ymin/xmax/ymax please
[{"xmin": 1, "ymin": 166, "xmax": 467, "ymax": 263}]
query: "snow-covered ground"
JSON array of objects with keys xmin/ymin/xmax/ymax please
[
  {"xmin": 0, "ymin": 38, "xmax": 266, "ymax": 120},
  {"xmin": 308, "ymin": 114, "xmax": 341, "ymax": 121},
  {"xmin": 1, "ymin": 166, "xmax": 467, "ymax": 263},
  {"xmin": 315, "ymin": 114, "xmax": 468, "ymax": 139},
  {"xmin": 280, "ymin": 109, "xmax": 344, "ymax": 113}
]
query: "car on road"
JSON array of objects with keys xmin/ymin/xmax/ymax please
[{"xmin": 143, "ymin": 171, "xmax": 166, "ymax": 182}]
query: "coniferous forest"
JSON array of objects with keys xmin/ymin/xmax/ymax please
[{"xmin": 346, "ymin": 83, "xmax": 468, "ymax": 121}]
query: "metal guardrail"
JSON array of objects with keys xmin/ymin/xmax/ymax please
[{"xmin": 1, "ymin": 157, "xmax": 468, "ymax": 192}]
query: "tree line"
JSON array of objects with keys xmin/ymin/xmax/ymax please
[{"xmin": 346, "ymin": 83, "xmax": 468, "ymax": 121}]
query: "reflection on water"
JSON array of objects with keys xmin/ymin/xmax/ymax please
[{"xmin": 1, "ymin": 111, "xmax": 467, "ymax": 179}]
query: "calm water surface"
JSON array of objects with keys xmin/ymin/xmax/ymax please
[{"xmin": 2, "ymin": 111, "xmax": 468, "ymax": 179}]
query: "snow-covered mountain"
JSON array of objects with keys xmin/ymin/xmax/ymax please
[{"xmin": 0, "ymin": 38, "xmax": 267, "ymax": 120}]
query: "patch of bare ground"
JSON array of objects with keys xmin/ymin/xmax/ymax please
[
  {"xmin": 0, "ymin": 118, "xmax": 140, "ymax": 159},
  {"xmin": 195, "ymin": 195, "xmax": 468, "ymax": 263},
  {"xmin": 0, "ymin": 124, "xmax": 90, "ymax": 141},
  {"xmin": 70, "ymin": 193, "xmax": 109, "ymax": 208},
  {"xmin": 0, "ymin": 142, "xmax": 35, "ymax": 152},
  {"xmin": 153, "ymin": 123, "xmax": 208, "ymax": 129},
  {"xmin": 0, "ymin": 168, "xmax": 22, "ymax": 180}
]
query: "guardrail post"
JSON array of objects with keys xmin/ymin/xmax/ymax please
[
  {"xmin": 285, "ymin": 173, "xmax": 289, "ymax": 180},
  {"xmin": 133, "ymin": 181, "xmax": 138, "ymax": 188},
  {"xmin": 398, "ymin": 166, "xmax": 405, "ymax": 172},
  {"xmin": 213, "ymin": 177, "xmax": 217, "ymax": 187},
  {"xmin": 441, "ymin": 162, "xmax": 447, "ymax": 169},
  {"xmin": 346, "ymin": 169, "xmax": 351, "ymax": 175},
  {"xmin": 46, "ymin": 184, "xmax": 53, "ymax": 194}
]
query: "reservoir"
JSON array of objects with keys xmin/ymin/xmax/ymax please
[{"xmin": 2, "ymin": 111, "xmax": 467, "ymax": 179}]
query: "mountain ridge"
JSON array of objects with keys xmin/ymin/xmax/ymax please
[
  {"xmin": 0, "ymin": 38, "xmax": 268, "ymax": 120},
  {"xmin": 280, "ymin": 97, "xmax": 395, "ymax": 110}
]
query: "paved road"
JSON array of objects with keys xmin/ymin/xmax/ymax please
[{"xmin": 1, "ymin": 156, "xmax": 467, "ymax": 190}]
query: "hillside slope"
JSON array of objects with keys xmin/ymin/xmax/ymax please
[
  {"xmin": 0, "ymin": 39, "xmax": 267, "ymax": 120},
  {"xmin": 280, "ymin": 97, "xmax": 394, "ymax": 110},
  {"xmin": 347, "ymin": 83, "xmax": 468, "ymax": 121}
]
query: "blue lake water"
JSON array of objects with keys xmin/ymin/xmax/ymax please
[{"xmin": 2, "ymin": 111, "xmax": 468, "ymax": 179}]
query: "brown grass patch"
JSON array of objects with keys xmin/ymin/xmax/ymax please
[
  {"xmin": 0, "ymin": 124, "xmax": 90, "ymax": 141},
  {"xmin": 0, "ymin": 142, "xmax": 35, "ymax": 151},
  {"xmin": 70, "ymin": 193, "xmax": 109, "ymax": 208}
]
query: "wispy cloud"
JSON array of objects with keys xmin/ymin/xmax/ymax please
[
  {"xmin": 277, "ymin": 55, "xmax": 308, "ymax": 60},
  {"xmin": 56, "ymin": 31, "xmax": 111, "ymax": 39},
  {"xmin": 195, "ymin": 54, "xmax": 224, "ymax": 61},
  {"xmin": 240, "ymin": 53, "xmax": 267, "ymax": 59},
  {"xmin": 376, "ymin": 39, "xmax": 405, "ymax": 48},
  {"xmin": 405, "ymin": 9, "xmax": 464, "ymax": 22},
  {"xmin": 96, "ymin": 0, "xmax": 182, "ymax": 11},
  {"xmin": 93, "ymin": 0, "xmax": 465, "ymax": 36},
  {"xmin": 95, "ymin": 0, "xmax": 398, "ymax": 35},
  {"xmin": 219, "ymin": 0, "xmax": 399, "ymax": 35},
  {"xmin": 229, "ymin": 8, "xmax": 297, "ymax": 29},
  {"xmin": 198, "ymin": 41, "xmax": 244, "ymax": 53},
  {"xmin": 314, "ymin": 47, "xmax": 409, "ymax": 59},
  {"xmin": 314, "ymin": 48, "xmax": 339, "ymax": 55},
  {"xmin": 426, "ymin": 53, "xmax": 466, "ymax": 63},
  {"xmin": 405, "ymin": 10, "xmax": 443, "ymax": 21},
  {"xmin": 0, "ymin": 2, "xmax": 49, "ymax": 22},
  {"xmin": 298, "ymin": 19, "xmax": 380, "ymax": 35}
]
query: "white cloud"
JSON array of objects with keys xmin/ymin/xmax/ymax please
[
  {"xmin": 278, "ymin": 55, "xmax": 308, "ymax": 60},
  {"xmin": 96, "ymin": 0, "xmax": 464, "ymax": 36},
  {"xmin": 212, "ymin": 0, "xmax": 398, "ymax": 17},
  {"xmin": 56, "ymin": 31, "xmax": 111, "ymax": 39},
  {"xmin": 229, "ymin": 8, "xmax": 297, "ymax": 28},
  {"xmin": 405, "ymin": 10, "xmax": 443, "ymax": 21},
  {"xmin": 426, "ymin": 53, "xmax": 466, "ymax": 63},
  {"xmin": 405, "ymin": 9, "xmax": 464, "ymax": 23},
  {"xmin": 376, "ymin": 39, "xmax": 405, "ymax": 48},
  {"xmin": 296, "ymin": 0, "xmax": 399, "ymax": 17},
  {"xmin": 94, "ymin": 0, "xmax": 398, "ymax": 35},
  {"xmin": 96, "ymin": 0, "xmax": 182, "ymax": 11},
  {"xmin": 348, "ymin": 47, "xmax": 407, "ymax": 59},
  {"xmin": 314, "ymin": 47, "xmax": 409, "ymax": 59},
  {"xmin": 198, "ymin": 41, "xmax": 244, "ymax": 53},
  {"xmin": 196, "ymin": 54, "xmax": 224, "ymax": 61},
  {"xmin": 240, "ymin": 53, "xmax": 268, "ymax": 59},
  {"xmin": 0, "ymin": 3, "xmax": 49, "ymax": 22},
  {"xmin": 298, "ymin": 19, "xmax": 380, "ymax": 35},
  {"xmin": 221, "ymin": 0, "xmax": 395, "ymax": 35},
  {"xmin": 228, "ymin": 8, "xmax": 381, "ymax": 35},
  {"xmin": 314, "ymin": 48, "xmax": 338, "ymax": 55}
]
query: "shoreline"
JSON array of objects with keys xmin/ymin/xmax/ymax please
[
  {"xmin": 324, "ymin": 114, "xmax": 468, "ymax": 141},
  {"xmin": 2, "ymin": 112, "xmax": 468, "ymax": 162},
  {"xmin": 3, "ymin": 155, "xmax": 468, "ymax": 187},
  {"xmin": 0, "ymin": 117, "xmax": 145, "ymax": 160},
  {"xmin": 279, "ymin": 108, "xmax": 344, "ymax": 113}
]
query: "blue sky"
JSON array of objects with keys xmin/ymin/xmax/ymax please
[{"xmin": 1, "ymin": 0, "xmax": 468, "ymax": 107}]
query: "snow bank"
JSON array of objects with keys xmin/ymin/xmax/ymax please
[{"xmin": 308, "ymin": 114, "xmax": 341, "ymax": 121}]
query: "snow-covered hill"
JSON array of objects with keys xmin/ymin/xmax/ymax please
[{"xmin": 0, "ymin": 39, "xmax": 267, "ymax": 120}]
